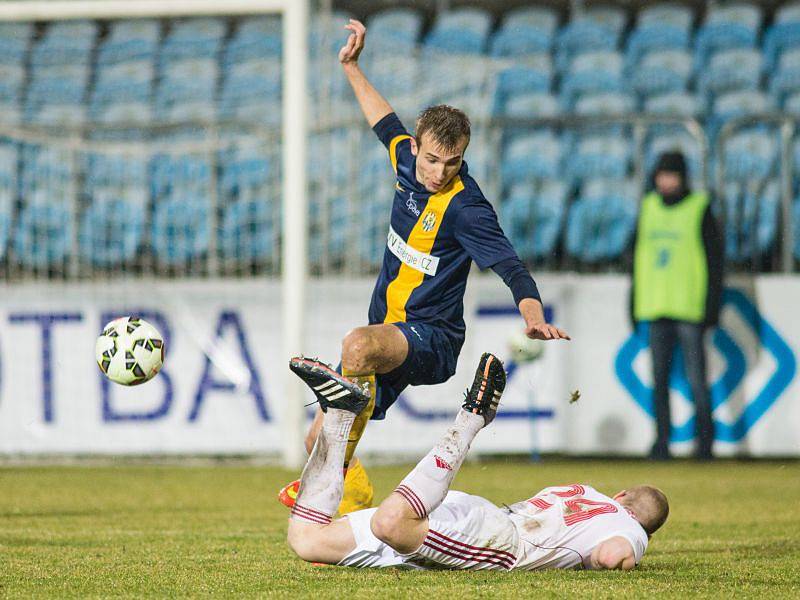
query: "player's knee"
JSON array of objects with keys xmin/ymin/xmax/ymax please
[
  {"xmin": 370, "ymin": 506, "xmax": 407, "ymax": 549},
  {"xmin": 341, "ymin": 328, "xmax": 379, "ymax": 372},
  {"xmin": 287, "ymin": 526, "xmax": 318, "ymax": 562}
]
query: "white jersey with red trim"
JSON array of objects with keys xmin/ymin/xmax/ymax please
[{"xmin": 505, "ymin": 484, "xmax": 649, "ymax": 570}]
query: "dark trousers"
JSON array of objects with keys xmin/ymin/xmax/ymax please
[{"xmin": 649, "ymin": 319, "xmax": 714, "ymax": 458}]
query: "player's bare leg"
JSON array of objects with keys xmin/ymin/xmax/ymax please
[
  {"xmin": 280, "ymin": 324, "xmax": 409, "ymax": 513},
  {"xmin": 371, "ymin": 353, "xmax": 506, "ymax": 554},
  {"xmin": 286, "ymin": 369, "xmax": 370, "ymax": 564}
]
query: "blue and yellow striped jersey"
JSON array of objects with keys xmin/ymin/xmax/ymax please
[{"xmin": 368, "ymin": 113, "xmax": 520, "ymax": 343}]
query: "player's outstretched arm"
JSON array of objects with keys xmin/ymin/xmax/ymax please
[
  {"xmin": 339, "ymin": 19, "xmax": 394, "ymax": 127},
  {"xmin": 589, "ymin": 536, "xmax": 637, "ymax": 571},
  {"xmin": 519, "ymin": 298, "xmax": 571, "ymax": 341}
]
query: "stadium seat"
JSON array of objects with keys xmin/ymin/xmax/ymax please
[
  {"xmin": 566, "ymin": 136, "xmax": 632, "ymax": 182},
  {"xmin": 574, "ymin": 92, "xmax": 636, "ymax": 118},
  {"xmin": 160, "ymin": 18, "xmax": 226, "ymax": 61},
  {"xmin": 219, "ymin": 194, "xmax": 276, "ymax": 263},
  {"xmin": 490, "ymin": 6, "xmax": 559, "ymax": 56},
  {"xmin": 501, "ymin": 131, "xmax": 563, "ymax": 182},
  {"xmin": 13, "ymin": 189, "xmax": 73, "ymax": 269},
  {"xmin": 151, "ymin": 195, "xmax": 210, "ymax": 265},
  {"xmin": 502, "ymin": 92, "xmax": 560, "ymax": 119},
  {"xmin": 366, "ymin": 8, "xmax": 423, "ymax": 53},
  {"xmin": 219, "ymin": 144, "xmax": 273, "ymax": 201},
  {"xmin": 694, "ymin": 3, "xmax": 761, "ymax": 68},
  {"xmin": 764, "ymin": 1, "xmax": 800, "ymax": 71},
  {"xmin": 501, "ymin": 180, "xmax": 568, "ymax": 261},
  {"xmin": 644, "ymin": 92, "xmax": 702, "ymax": 118},
  {"xmin": 625, "ymin": 4, "xmax": 693, "ymax": 67},
  {"xmin": 724, "ymin": 130, "xmax": 779, "ymax": 181},
  {"xmin": 566, "ymin": 178, "xmax": 638, "ymax": 262},
  {"xmin": 710, "ymin": 90, "xmax": 774, "ymax": 139},
  {"xmin": 0, "ymin": 22, "xmax": 33, "ymax": 64},
  {"xmin": 92, "ymin": 60, "xmax": 155, "ymax": 110},
  {"xmin": 30, "ymin": 20, "xmax": 96, "ymax": 66},
  {"xmin": 699, "ymin": 48, "xmax": 763, "ymax": 101},
  {"xmin": 98, "ymin": 19, "xmax": 161, "ymax": 64},
  {"xmin": 494, "ymin": 58, "xmax": 553, "ymax": 114},
  {"xmin": 560, "ymin": 51, "xmax": 624, "ymax": 108},
  {"xmin": 631, "ymin": 50, "xmax": 693, "ymax": 98},
  {"xmin": 555, "ymin": 6, "xmax": 626, "ymax": 72},
  {"xmin": 770, "ymin": 48, "xmax": 800, "ymax": 105},
  {"xmin": 424, "ymin": 8, "xmax": 493, "ymax": 55},
  {"xmin": 224, "ymin": 17, "xmax": 282, "ymax": 64},
  {"xmin": 309, "ymin": 11, "xmax": 354, "ymax": 59},
  {"xmin": 724, "ymin": 179, "xmax": 780, "ymax": 261},
  {"xmin": 79, "ymin": 189, "xmax": 147, "ymax": 266}
]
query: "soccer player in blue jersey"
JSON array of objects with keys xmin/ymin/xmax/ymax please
[{"xmin": 279, "ymin": 19, "xmax": 569, "ymax": 513}]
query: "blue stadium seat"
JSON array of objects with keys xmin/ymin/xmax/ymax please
[
  {"xmin": 79, "ymin": 189, "xmax": 147, "ymax": 266},
  {"xmin": 0, "ymin": 63, "xmax": 25, "ymax": 103},
  {"xmin": 501, "ymin": 179, "xmax": 567, "ymax": 261},
  {"xmin": 494, "ymin": 57, "xmax": 553, "ymax": 114},
  {"xmin": 631, "ymin": 49, "xmax": 693, "ymax": 98},
  {"xmin": 700, "ymin": 48, "xmax": 763, "ymax": 101},
  {"xmin": 30, "ymin": 20, "xmax": 96, "ymax": 66},
  {"xmin": 219, "ymin": 195, "xmax": 276, "ymax": 262},
  {"xmin": 84, "ymin": 154, "xmax": 148, "ymax": 193},
  {"xmin": 361, "ymin": 54, "xmax": 418, "ymax": 100},
  {"xmin": 694, "ymin": 3, "xmax": 761, "ymax": 68},
  {"xmin": 219, "ymin": 143, "xmax": 273, "ymax": 201},
  {"xmin": 724, "ymin": 130, "xmax": 779, "ymax": 180},
  {"xmin": 224, "ymin": 17, "xmax": 282, "ymax": 64},
  {"xmin": 366, "ymin": 8, "xmax": 423, "ymax": 53},
  {"xmin": 785, "ymin": 91, "xmax": 800, "ymax": 116},
  {"xmin": 764, "ymin": 2, "xmax": 800, "ymax": 71},
  {"xmin": 0, "ymin": 22, "xmax": 32, "ymax": 64},
  {"xmin": 567, "ymin": 136, "xmax": 632, "ymax": 182},
  {"xmin": 501, "ymin": 131, "xmax": 562, "ymax": 182},
  {"xmin": 625, "ymin": 4, "xmax": 693, "ymax": 66},
  {"xmin": 155, "ymin": 58, "xmax": 218, "ymax": 120},
  {"xmin": 490, "ymin": 7, "xmax": 559, "ymax": 56},
  {"xmin": 770, "ymin": 48, "xmax": 800, "ymax": 105},
  {"xmin": 160, "ymin": 18, "xmax": 226, "ymax": 61},
  {"xmin": 98, "ymin": 20, "xmax": 160, "ymax": 64},
  {"xmin": 555, "ymin": 7, "xmax": 626, "ymax": 72},
  {"xmin": 566, "ymin": 178, "xmax": 638, "ymax": 262},
  {"xmin": 560, "ymin": 51, "xmax": 624, "ymax": 108},
  {"xmin": 14, "ymin": 195, "xmax": 72, "ymax": 269},
  {"xmin": 93, "ymin": 101, "xmax": 154, "ymax": 126},
  {"xmin": 502, "ymin": 92, "xmax": 560, "ymax": 119},
  {"xmin": 710, "ymin": 90, "xmax": 773, "ymax": 138},
  {"xmin": 424, "ymin": 8, "xmax": 492, "ymax": 55},
  {"xmin": 92, "ymin": 60, "xmax": 155, "ymax": 111},
  {"xmin": 150, "ymin": 153, "xmax": 212, "ymax": 200},
  {"xmin": 574, "ymin": 92, "xmax": 636, "ymax": 117},
  {"xmin": 151, "ymin": 195, "xmax": 210, "ymax": 265},
  {"xmin": 724, "ymin": 179, "xmax": 780, "ymax": 260},
  {"xmin": 644, "ymin": 91, "xmax": 701, "ymax": 118}
]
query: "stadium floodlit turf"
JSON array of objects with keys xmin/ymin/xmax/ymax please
[{"xmin": 1, "ymin": 460, "xmax": 798, "ymax": 598}]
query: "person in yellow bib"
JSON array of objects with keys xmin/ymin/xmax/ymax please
[{"xmin": 631, "ymin": 151, "xmax": 724, "ymax": 460}]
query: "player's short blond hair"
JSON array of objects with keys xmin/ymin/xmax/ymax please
[
  {"xmin": 621, "ymin": 485, "xmax": 669, "ymax": 535},
  {"xmin": 415, "ymin": 105, "xmax": 471, "ymax": 153}
]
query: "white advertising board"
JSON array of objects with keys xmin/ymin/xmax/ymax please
[{"xmin": 0, "ymin": 274, "xmax": 796, "ymax": 456}]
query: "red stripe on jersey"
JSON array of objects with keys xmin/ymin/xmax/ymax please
[
  {"xmin": 422, "ymin": 539, "xmax": 514, "ymax": 569},
  {"xmin": 428, "ymin": 529, "xmax": 517, "ymax": 563},
  {"xmin": 528, "ymin": 498, "xmax": 553, "ymax": 510}
]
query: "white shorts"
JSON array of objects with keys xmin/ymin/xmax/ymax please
[{"xmin": 339, "ymin": 491, "xmax": 520, "ymax": 571}]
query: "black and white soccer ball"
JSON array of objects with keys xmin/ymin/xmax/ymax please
[{"xmin": 95, "ymin": 316, "xmax": 165, "ymax": 386}]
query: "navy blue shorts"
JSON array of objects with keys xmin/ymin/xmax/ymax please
[{"xmin": 371, "ymin": 322, "xmax": 463, "ymax": 420}]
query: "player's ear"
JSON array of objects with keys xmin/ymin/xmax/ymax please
[
  {"xmin": 410, "ymin": 137, "xmax": 418, "ymax": 156},
  {"xmin": 613, "ymin": 490, "xmax": 626, "ymax": 501}
]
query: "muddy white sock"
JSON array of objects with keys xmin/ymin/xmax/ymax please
[
  {"xmin": 291, "ymin": 408, "xmax": 356, "ymax": 524},
  {"xmin": 394, "ymin": 409, "xmax": 483, "ymax": 518}
]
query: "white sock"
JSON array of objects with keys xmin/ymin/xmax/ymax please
[
  {"xmin": 394, "ymin": 409, "xmax": 483, "ymax": 518},
  {"xmin": 291, "ymin": 408, "xmax": 355, "ymax": 525}
]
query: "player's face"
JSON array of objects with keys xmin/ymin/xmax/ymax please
[
  {"xmin": 412, "ymin": 133, "xmax": 469, "ymax": 193},
  {"xmin": 655, "ymin": 171, "xmax": 683, "ymax": 197}
]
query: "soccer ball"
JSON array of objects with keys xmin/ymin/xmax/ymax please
[
  {"xmin": 507, "ymin": 330, "xmax": 544, "ymax": 364},
  {"xmin": 95, "ymin": 316, "xmax": 165, "ymax": 385}
]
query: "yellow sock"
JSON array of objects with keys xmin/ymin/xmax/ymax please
[
  {"xmin": 341, "ymin": 371, "xmax": 376, "ymax": 468},
  {"xmin": 338, "ymin": 370, "xmax": 376, "ymax": 514}
]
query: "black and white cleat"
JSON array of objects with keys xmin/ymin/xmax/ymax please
[
  {"xmin": 462, "ymin": 352, "xmax": 506, "ymax": 426},
  {"xmin": 289, "ymin": 356, "xmax": 370, "ymax": 414}
]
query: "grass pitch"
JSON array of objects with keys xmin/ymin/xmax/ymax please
[{"xmin": 1, "ymin": 459, "xmax": 798, "ymax": 598}]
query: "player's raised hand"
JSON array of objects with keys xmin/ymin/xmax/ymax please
[
  {"xmin": 339, "ymin": 19, "xmax": 366, "ymax": 64},
  {"xmin": 525, "ymin": 321, "xmax": 571, "ymax": 341}
]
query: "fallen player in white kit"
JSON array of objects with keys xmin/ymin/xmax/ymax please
[{"xmin": 286, "ymin": 353, "xmax": 669, "ymax": 571}]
